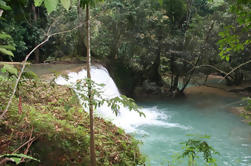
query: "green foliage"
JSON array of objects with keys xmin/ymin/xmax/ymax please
[
  {"xmin": 0, "ymin": 64, "xmax": 39, "ymax": 80},
  {"xmin": 60, "ymin": 0, "xmax": 71, "ymax": 10},
  {"xmin": 0, "ymin": 32, "xmax": 15, "ymax": 59},
  {"xmin": 34, "ymin": 0, "xmax": 72, "ymax": 14},
  {"xmin": 169, "ymin": 135, "xmax": 219, "ymax": 166},
  {"xmin": 34, "ymin": 0, "xmax": 44, "ymax": 7},
  {"xmin": 0, "ymin": 80, "xmax": 145, "ymax": 165},
  {"xmin": 80, "ymin": 0, "xmax": 104, "ymax": 8},
  {"xmin": 217, "ymin": 0, "xmax": 251, "ymax": 60},
  {"xmin": 0, "ymin": 1, "xmax": 16, "ymax": 59},
  {"xmin": 244, "ymin": 97, "xmax": 251, "ymax": 111},
  {"xmin": 34, "ymin": 0, "xmax": 59, "ymax": 14},
  {"xmin": 1, "ymin": 64, "xmax": 17, "ymax": 76},
  {"xmin": 75, "ymin": 78, "xmax": 145, "ymax": 117},
  {"xmin": 0, "ymin": 32, "xmax": 12, "ymax": 40},
  {"xmin": 0, "ymin": 0, "xmax": 11, "ymax": 10},
  {"xmin": 0, "ymin": 153, "xmax": 40, "ymax": 164},
  {"xmin": 242, "ymin": 97, "xmax": 251, "ymax": 125},
  {"xmin": 180, "ymin": 135, "xmax": 218, "ymax": 166},
  {"xmin": 0, "ymin": 47, "xmax": 14, "ymax": 57},
  {"xmin": 44, "ymin": 0, "xmax": 59, "ymax": 14}
]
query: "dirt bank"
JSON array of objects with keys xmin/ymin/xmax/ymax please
[
  {"xmin": 184, "ymin": 85, "xmax": 238, "ymax": 98},
  {"xmin": 185, "ymin": 85, "xmax": 251, "ymax": 125}
]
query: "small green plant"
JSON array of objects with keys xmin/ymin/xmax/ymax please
[
  {"xmin": 75, "ymin": 78, "xmax": 145, "ymax": 117},
  {"xmin": 0, "ymin": 153, "xmax": 40, "ymax": 165},
  {"xmin": 242, "ymin": 97, "xmax": 251, "ymax": 125},
  {"xmin": 1, "ymin": 64, "xmax": 38, "ymax": 81},
  {"xmin": 169, "ymin": 134, "xmax": 219, "ymax": 166},
  {"xmin": 243, "ymin": 97, "xmax": 251, "ymax": 111}
]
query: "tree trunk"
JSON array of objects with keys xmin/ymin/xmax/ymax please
[
  {"xmin": 173, "ymin": 74, "xmax": 179, "ymax": 90},
  {"xmin": 78, "ymin": 2, "xmax": 87, "ymax": 58},
  {"xmin": 180, "ymin": 56, "xmax": 200, "ymax": 93},
  {"xmin": 148, "ymin": 50, "xmax": 162, "ymax": 85},
  {"xmin": 32, "ymin": 4, "xmax": 40, "ymax": 63},
  {"xmin": 203, "ymin": 74, "xmax": 209, "ymax": 85},
  {"xmin": 169, "ymin": 53, "xmax": 175, "ymax": 91},
  {"xmin": 86, "ymin": 4, "xmax": 97, "ymax": 166}
]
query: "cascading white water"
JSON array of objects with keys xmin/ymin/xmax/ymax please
[{"xmin": 55, "ymin": 65, "xmax": 188, "ymax": 133}]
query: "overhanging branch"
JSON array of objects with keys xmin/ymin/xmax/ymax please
[{"xmin": 0, "ymin": 23, "xmax": 84, "ymax": 121}]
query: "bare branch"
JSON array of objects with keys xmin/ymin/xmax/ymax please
[
  {"xmin": 0, "ymin": 158, "xmax": 12, "ymax": 165},
  {"xmin": 199, "ymin": 64, "xmax": 228, "ymax": 75},
  {"xmin": 0, "ymin": 23, "xmax": 84, "ymax": 121},
  {"xmin": 219, "ymin": 59, "xmax": 251, "ymax": 83},
  {"xmin": 13, "ymin": 127, "xmax": 35, "ymax": 154}
]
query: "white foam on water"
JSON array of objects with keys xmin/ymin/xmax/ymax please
[{"xmin": 55, "ymin": 65, "xmax": 189, "ymax": 132}]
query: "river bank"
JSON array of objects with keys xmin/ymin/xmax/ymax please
[
  {"xmin": 30, "ymin": 63, "xmax": 251, "ymax": 125},
  {"xmin": 0, "ymin": 77, "xmax": 145, "ymax": 165},
  {"xmin": 2, "ymin": 62, "xmax": 250, "ymax": 165}
]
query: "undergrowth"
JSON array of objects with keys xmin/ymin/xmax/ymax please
[{"xmin": 0, "ymin": 79, "xmax": 145, "ymax": 165}]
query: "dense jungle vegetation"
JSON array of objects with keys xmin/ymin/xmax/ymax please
[
  {"xmin": 1, "ymin": 0, "xmax": 250, "ymax": 96},
  {"xmin": 0, "ymin": 0, "xmax": 250, "ymax": 165}
]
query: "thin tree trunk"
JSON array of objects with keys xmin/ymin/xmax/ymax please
[
  {"xmin": 180, "ymin": 22, "xmax": 215, "ymax": 93},
  {"xmin": 86, "ymin": 4, "xmax": 96, "ymax": 166},
  {"xmin": 169, "ymin": 54, "xmax": 175, "ymax": 91},
  {"xmin": 170, "ymin": 72, "xmax": 174, "ymax": 91},
  {"xmin": 0, "ymin": 24, "xmax": 84, "ymax": 120},
  {"xmin": 78, "ymin": 1, "xmax": 87, "ymax": 58},
  {"xmin": 203, "ymin": 74, "xmax": 209, "ymax": 85},
  {"xmin": 148, "ymin": 51, "xmax": 162, "ymax": 85},
  {"xmin": 173, "ymin": 74, "xmax": 179, "ymax": 90},
  {"xmin": 32, "ymin": 4, "xmax": 40, "ymax": 63}
]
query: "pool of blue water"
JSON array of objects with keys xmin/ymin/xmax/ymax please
[{"xmin": 135, "ymin": 96, "xmax": 251, "ymax": 166}]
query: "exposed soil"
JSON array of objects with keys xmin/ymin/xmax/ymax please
[
  {"xmin": 185, "ymin": 75, "xmax": 251, "ymax": 124},
  {"xmin": 184, "ymin": 86, "xmax": 238, "ymax": 98}
]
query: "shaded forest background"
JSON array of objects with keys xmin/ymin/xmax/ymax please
[{"xmin": 0, "ymin": 0, "xmax": 250, "ymax": 96}]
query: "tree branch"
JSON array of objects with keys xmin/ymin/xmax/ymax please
[
  {"xmin": 0, "ymin": 23, "xmax": 84, "ymax": 121},
  {"xmin": 219, "ymin": 59, "xmax": 251, "ymax": 83}
]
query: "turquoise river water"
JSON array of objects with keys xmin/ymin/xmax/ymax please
[
  {"xmin": 135, "ymin": 96, "xmax": 251, "ymax": 166},
  {"xmin": 42, "ymin": 64, "xmax": 250, "ymax": 166}
]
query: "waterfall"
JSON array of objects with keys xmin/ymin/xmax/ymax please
[{"xmin": 56, "ymin": 65, "xmax": 187, "ymax": 133}]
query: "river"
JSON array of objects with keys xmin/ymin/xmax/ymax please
[
  {"xmin": 136, "ymin": 99, "xmax": 251, "ymax": 166},
  {"xmin": 33, "ymin": 64, "xmax": 251, "ymax": 166}
]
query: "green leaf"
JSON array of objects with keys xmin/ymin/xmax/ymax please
[
  {"xmin": 0, "ymin": 44, "xmax": 16, "ymax": 51},
  {"xmin": 60, "ymin": 0, "xmax": 70, "ymax": 10},
  {"xmin": 0, "ymin": 47, "xmax": 14, "ymax": 57},
  {"xmin": 0, "ymin": 0, "xmax": 11, "ymax": 10},
  {"xmin": 158, "ymin": 0, "xmax": 163, "ymax": 5},
  {"xmin": 44, "ymin": 0, "xmax": 58, "ymax": 14},
  {"xmin": 0, "ymin": 32, "xmax": 12, "ymax": 40},
  {"xmin": 1, "ymin": 64, "xmax": 18, "ymax": 76},
  {"xmin": 0, "ymin": 153, "xmax": 40, "ymax": 164},
  {"xmin": 34, "ymin": 0, "xmax": 44, "ymax": 6}
]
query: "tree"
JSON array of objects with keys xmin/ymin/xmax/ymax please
[
  {"xmin": 81, "ymin": 1, "xmax": 97, "ymax": 165},
  {"xmin": 218, "ymin": 0, "xmax": 251, "ymax": 61},
  {"xmin": 33, "ymin": 1, "xmax": 143, "ymax": 165}
]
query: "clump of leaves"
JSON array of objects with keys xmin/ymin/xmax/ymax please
[
  {"xmin": 169, "ymin": 134, "xmax": 219, "ymax": 166},
  {"xmin": 0, "ymin": 153, "xmax": 40, "ymax": 165},
  {"xmin": 75, "ymin": 78, "xmax": 145, "ymax": 117},
  {"xmin": 242, "ymin": 97, "xmax": 251, "ymax": 125},
  {"xmin": 181, "ymin": 135, "xmax": 219, "ymax": 166}
]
